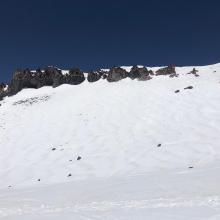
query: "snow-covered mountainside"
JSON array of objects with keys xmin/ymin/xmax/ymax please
[{"xmin": 0, "ymin": 63, "xmax": 220, "ymax": 219}]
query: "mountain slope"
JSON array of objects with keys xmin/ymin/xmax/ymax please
[{"xmin": 0, "ymin": 64, "xmax": 220, "ymax": 219}]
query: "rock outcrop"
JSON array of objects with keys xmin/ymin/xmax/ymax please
[
  {"xmin": 66, "ymin": 68, "xmax": 85, "ymax": 85},
  {"xmin": 7, "ymin": 67, "xmax": 85, "ymax": 96},
  {"xmin": 129, "ymin": 66, "xmax": 153, "ymax": 80},
  {"xmin": 107, "ymin": 67, "xmax": 128, "ymax": 82},
  {"xmin": 0, "ymin": 83, "xmax": 8, "ymax": 101},
  {"xmin": 156, "ymin": 65, "xmax": 176, "ymax": 76},
  {"xmin": 87, "ymin": 71, "xmax": 101, "ymax": 83},
  {"xmin": 0, "ymin": 64, "xmax": 180, "ymax": 100}
]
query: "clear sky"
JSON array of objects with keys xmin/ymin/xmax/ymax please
[{"xmin": 0, "ymin": 0, "xmax": 220, "ymax": 82}]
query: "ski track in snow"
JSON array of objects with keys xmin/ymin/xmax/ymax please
[{"xmin": 1, "ymin": 197, "xmax": 220, "ymax": 217}]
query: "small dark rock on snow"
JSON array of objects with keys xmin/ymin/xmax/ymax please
[
  {"xmin": 67, "ymin": 173, "xmax": 72, "ymax": 177},
  {"xmin": 188, "ymin": 166, "xmax": 194, "ymax": 169},
  {"xmin": 184, "ymin": 86, "xmax": 193, "ymax": 90},
  {"xmin": 77, "ymin": 156, "xmax": 82, "ymax": 161},
  {"xmin": 175, "ymin": 90, "xmax": 180, "ymax": 93},
  {"xmin": 52, "ymin": 148, "xmax": 56, "ymax": 151},
  {"xmin": 157, "ymin": 144, "xmax": 161, "ymax": 147}
]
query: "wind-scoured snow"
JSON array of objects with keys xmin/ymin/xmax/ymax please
[{"xmin": 0, "ymin": 64, "xmax": 220, "ymax": 219}]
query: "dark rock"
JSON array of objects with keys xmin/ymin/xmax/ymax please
[
  {"xmin": 66, "ymin": 68, "xmax": 85, "ymax": 85},
  {"xmin": 188, "ymin": 166, "xmax": 194, "ymax": 169},
  {"xmin": 8, "ymin": 67, "xmax": 64, "ymax": 95},
  {"xmin": 107, "ymin": 67, "xmax": 128, "ymax": 82},
  {"xmin": 169, "ymin": 73, "xmax": 179, "ymax": 78},
  {"xmin": 9, "ymin": 69, "xmax": 37, "ymax": 95},
  {"xmin": 67, "ymin": 173, "xmax": 72, "ymax": 177},
  {"xmin": 129, "ymin": 66, "xmax": 152, "ymax": 81},
  {"xmin": 157, "ymin": 144, "xmax": 161, "ymax": 147},
  {"xmin": 7, "ymin": 66, "xmax": 86, "ymax": 96},
  {"xmin": 43, "ymin": 66, "xmax": 63, "ymax": 88},
  {"xmin": 149, "ymin": 70, "xmax": 154, "ymax": 76},
  {"xmin": 38, "ymin": 179, "xmax": 41, "ymax": 181},
  {"xmin": 184, "ymin": 86, "xmax": 193, "ymax": 90},
  {"xmin": 156, "ymin": 65, "xmax": 176, "ymax": 76},
  {"xmin": 0, "ymin": 83, "xmax": 8, "ymax": 100},
  {"xmin": 77, "ymin": 156, "xmax": 82, "ymax": 161},
  {"xmin": 175, "ymin": 90, "xmax": 180, "ymax": 93},
  {"xmin": 87, "ymin": 70, "xmax": 101, "ymax": 83},
  {"xmin": 188, "ymin": 68, "xmax": 199, "ymax": 77},
  {"xmin": 52, "ymin": 148, "xmax": 56, "ymax": 151},
  {"xmin": 189, "ymin": 68, "xmax": 198, "ymax": 74}
]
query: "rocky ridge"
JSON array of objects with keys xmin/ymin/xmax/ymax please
[{"xmin": 0, "ymin": 65, "xmax": 178, "ymax": 100}]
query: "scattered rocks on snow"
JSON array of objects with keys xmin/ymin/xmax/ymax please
[
  {"xmin": 169, "ymin": 73, "xmax": 179, "ymax": 78},
  {"xmin": 188, "ymin": 68, "xmax": 199, "ymax": 77},
  {"xmin": 13, "ymin": 96, "xmax": 50, "ymax": 106}
]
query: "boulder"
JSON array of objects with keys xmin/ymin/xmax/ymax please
[
  {"xmin": 129, "ymin": 66, "xmax": 152, "ymax": 80},
  {"xmin": 43, "ymin": 66, "xmax": 64, "ymax": 87},
  {"xmin": 66, "ymin": 68, "xmax": 85, "ymax": 85},
  {"xmin": 184, "ymin": 86, "xmax": 193, "ymax": 90},
  {"xmin": 107, "ymin": 67, "xmax": 128, "ymax": 82},
  {"xmin": 156, "ymin": 65, "xmax": 176, "ymax": 76},
  {"xmin": 87, "ymin": 70, "xmax": 101, "ymax": 82}
]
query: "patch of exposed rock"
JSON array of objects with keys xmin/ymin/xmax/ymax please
[
  {"xmin": 156, "ymin": 65, "xmax": 176, "ymax": 76},
  {"xmin": 129, "ymin": 66, "xmax": 153, "ymax": 81},
  {"xmin": 107, "ymin": 67, "xmax": 128, "ymax": 82},
  {"xmin": 0, "ymin": 64, "xmax": 181, "ymax": 99},
  {"xmin": 87, "ymin": 70, "xmax": 101, "ymax": 82},
  {"xmin": 0, "ymin": 83, "xmax": 8, "ymax": 101},
  {"xmin": 8, "ymin": 67, "xmax": 85, "ymax": 96},
  {"xmin": 188, "ymin": 68, "xmax": 199, "ymax": 77}
]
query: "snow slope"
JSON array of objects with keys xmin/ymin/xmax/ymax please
[{"xmin": 0, "ymin": 64, "xmax": 220, "ymax": 219}]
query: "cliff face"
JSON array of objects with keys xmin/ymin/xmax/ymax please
[{"xmin": 0, "ymin": 65, "xmax": 176, "ymax": 100}]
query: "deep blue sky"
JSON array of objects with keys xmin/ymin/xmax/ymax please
[{"xmin": 0, "ymin": 0, "xmax": 220, "ymax": 82}]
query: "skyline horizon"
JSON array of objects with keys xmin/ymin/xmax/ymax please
[{"xmin": 1, "ymin": 0, "xmax": 220, "ymax": 83}]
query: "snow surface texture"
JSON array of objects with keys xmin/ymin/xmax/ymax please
[{"xmin": 0, "ymin": 64, "xmax": 220, "ymax": 219}]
